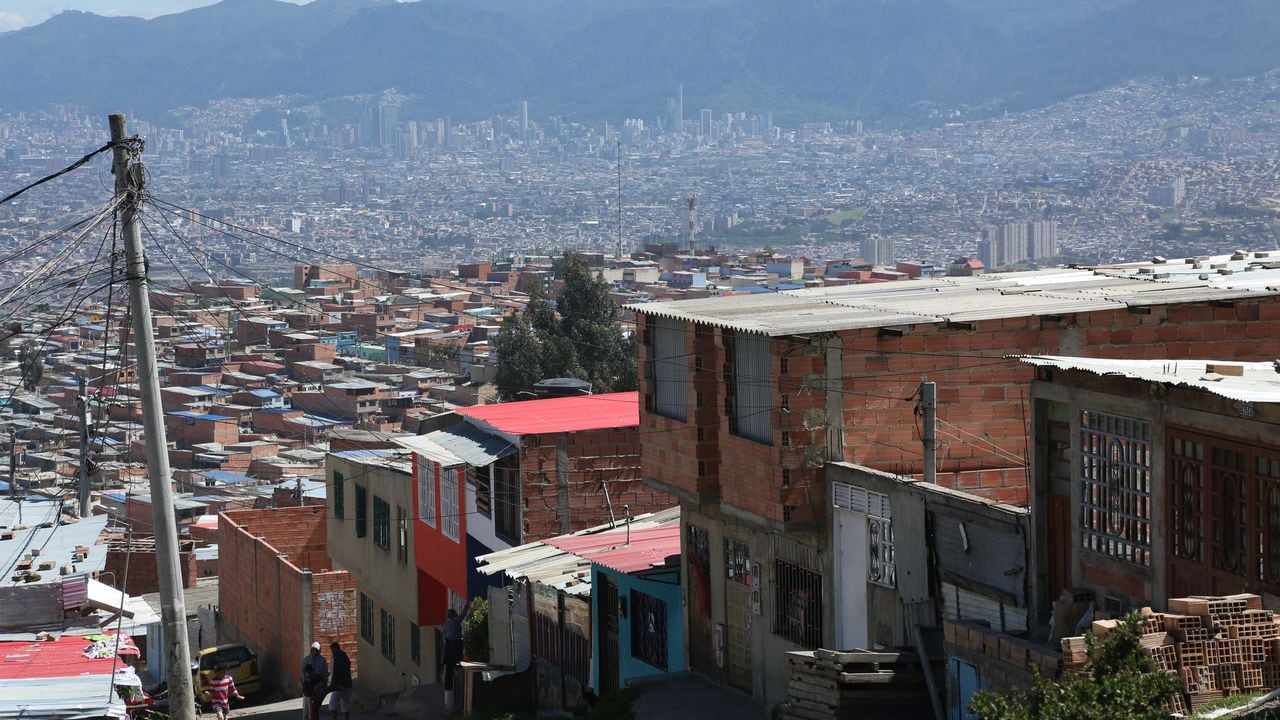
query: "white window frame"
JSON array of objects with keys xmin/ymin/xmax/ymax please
[
  {"xmin": 440, "ymin": 466, "xmax": 461, "ymax": 542},
  {"xmin": 418, "ymin": 459, "xmax": 437, "ymax": 528}
]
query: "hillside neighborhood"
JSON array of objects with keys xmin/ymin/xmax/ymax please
[{"xmin": 3, "ymin": 247, "xmax": 1280, "ymax": 718}]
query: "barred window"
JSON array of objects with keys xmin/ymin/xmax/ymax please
[
  {"xmin": 380, "ymin": 608, "xmax": 396, "ymax": 662},
  {"xmin": 868, "ymin": 514, "xmax": 896, "ymax": 588},
  {"xmin": 418, "ymin": 460, "xmax": 437, "ymax": 528},
  {"xmin": 630, "ymin": 590, "xmax": 669, "ymax": 670},
  {"xmin": 440, "ymin": 467, "xmax": 461, "ymax": 542},
  {"xmin": 724, "ymin": 538, "xmax": 751, "ymax": 585},
  {"xmin": 1080, "ymin": 410, "xmax": 1152, "ymax": 565},
  {"xmin": 773, "ymin": 559, "xmax": 822, "ymax": 649},
  {"xmin": 359, "ymin": 593, "xmax": 374, "ymax": 644}
]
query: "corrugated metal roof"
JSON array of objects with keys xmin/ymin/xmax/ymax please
[
  {"xmin": 427, "ymin": 423, "xmax": 516, "ymax": 467},
  {"xmin": 393, "ymin": 435, "xmax": 464, "ymax": 467},
  {"xmin": 626, "ymin": 255, "xmax": 1280, "ymax": 336},
  {"xmin": 1018, "ymin": 356, "xmax": 1280, "ymax": 403}
]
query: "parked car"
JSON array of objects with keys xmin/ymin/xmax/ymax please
[{"xmin": 195, "ymin": 644, "xmax": 261, "ymax": 703}]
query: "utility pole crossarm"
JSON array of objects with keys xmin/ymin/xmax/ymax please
[{"xmin": 109, "ymin": 114, "xmax": 196, "ymax": 720}]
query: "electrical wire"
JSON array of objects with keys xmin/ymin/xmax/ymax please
[{"xmin": 0, "ymin": 141, "xmax": 118, "ymax": 206}]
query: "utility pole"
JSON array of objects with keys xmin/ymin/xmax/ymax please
[
  {"xmin": 920, "ymin": 380, "xmax": 937, "ymax": 484},
  {"xmin": 110, "ymin": 114, "xmax": 196, "ymax": 719},
  {"xmin": 616, "ymin": 140, "xmax": 623, "ymax": 260},
  {"xmin": 77, "ymin": 376, "xmax": 90, "ymax": 517},
  {"xmin": 8, "ymin": 435, "xmax": 15, "ymax": 498}
]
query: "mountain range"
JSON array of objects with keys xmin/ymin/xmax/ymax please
[{"xmin": 3, "ymin": 0, "xmax": 1280, "ymax": 123}]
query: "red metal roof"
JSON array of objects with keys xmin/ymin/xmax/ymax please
[
  {"xmin": 457, "ymin": 391, "xmax": 638, "ymax": 436},
  {"xmin": 0, "ymin": 633, "xmax": 136, "ymax": 680},
  {"xmin": 544, "ymin": 524, "xmax": 681, "ymax": 574}
]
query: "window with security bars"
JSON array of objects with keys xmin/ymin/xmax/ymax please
[
  {"xmin": 773, "ymin": 559, "xmax": 822, "ymax": 648},
  {"xmin": 630, "ymin": 590, "xmax": 668, "ymax": 670},
  {"xmin": 373, "ymin": 496, "xmax": 391, "ymax": 552},
  {"xmin": 380, "ymin": 608, "xmax": 396, "ymax": 662},
  {"xmin": 359, "ymin": 593, "xmax": 374, "ymax": 644},
  {"xmin": 1167, "ymin": 429, "xmax": 1280, "ymax": 588},
  {"xmin": 441, "ymin": 467, "xmax": 461, "ymax": 542},
  {"xmin": 868, "ymin": 514, "xmax": 896, "ymax": 588},
  {"xmin": 1079, "ymin": 410, "xmax": 1152, "ymax": 565},
  {"xmin": 418, "ymin": 461, "xmax": 437, "ymax": 528},
  {"xmin": 724, "ymin": 538, "xmax": 751, "ymax": 585}
]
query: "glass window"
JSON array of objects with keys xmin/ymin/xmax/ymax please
[
  {"xmin": 354, "ymin": 485, "xmax": 367, "ymax": 538},
  {"xmin": 333, "ymin": 471, "xmax": 344, "ymax": 520},
  {"xmin": 359, "ymin": 593, "xmax": 374, "ymax": 644},
  {"xmin": 379, "ymin": 608, "xmax": 396, "ymax": 662},
  {"xmin": 397, "ymin": 506, "xmax": 409, "ymax": 564},
  {"xmin": 418, "ymin": 460, "xmax": 437, "ymax": 528},
  {"xmin": 441, "ymin": 467, "xmax": 461, "ymax": 542},
  {"xmin": 373, "ymin": 496, "xmax": 391, "ymax": 552},
  {"xmin": 724, "ymin": 538, "xmax": 751, "ymax": 585}
]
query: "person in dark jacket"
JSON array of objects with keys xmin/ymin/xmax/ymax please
[{"xmin": 328, "ymin": 642, "xmax": 352, "ymax": 720}]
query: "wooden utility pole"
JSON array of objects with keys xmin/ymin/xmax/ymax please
[
  {"xmin": 77, "ymin": 376, "xmax": 90, "ymax": 517},
  {"xmin": 109, "ymin": 114, "xmax": 196, "ymax": 718}
]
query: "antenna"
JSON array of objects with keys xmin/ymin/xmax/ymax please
[
  {"xmin": 687, "ymin": 195, "xmax": 697, "ymax": 254},
  {"xmin": 616, "ymin": 140, "xmax": 623, "ymax": 260}
]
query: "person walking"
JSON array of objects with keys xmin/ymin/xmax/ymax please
[
  {"xmin": 441, "ymin": 601, "xmax": 469, "ymax": 713},
  {"xmin": 208, "ymin": 664, "xmax": 244, "ymax": 720},
  {"xmin": 328, "ymin": 642, "xmax": 352, "ymax": 720},
  {"xmin": 301, "ymin": 641, "xmax": 329, "ymax": 720}
]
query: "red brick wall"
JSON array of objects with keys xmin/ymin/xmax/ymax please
[
  {"xmin": 102, "ymin": 541, "xmax": 197, "ymax": 595},
  {"xmin": 218, "ymin": 506, "xmax": 355, "ymax": 696},
  {"xmin": 636, "ymin": 296, "xmax": 1280, "ymax": 521},
  {"xmin": 519, "ymin": 427, "xmax": 673, "ymax": 542}
]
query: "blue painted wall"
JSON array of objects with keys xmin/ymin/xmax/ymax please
[{"xmin": 591, "ymin": 564, "xmax": 685, "ymax": 691}]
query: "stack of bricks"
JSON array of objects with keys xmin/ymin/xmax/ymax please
[{"xmin": 1059, "ymin": 594, "xmax": 1280, "ymax": 716}]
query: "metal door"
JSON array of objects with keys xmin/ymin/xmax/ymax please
[
  {"xmin": 600, "ymin": 576, "xmax": 620, "ymax": 695},
  {"xmin": 948, "ymin": 657, "xmax": 979, "ymax": 720},
  {"xmin": 723, "ymin": 535, "xmax": 753, "ymax": 692},
  {"xmin": 835, "ymin": 507, "xmax": 869, "ymax": 649}
]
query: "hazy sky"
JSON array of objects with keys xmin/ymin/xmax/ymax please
[{"xmin": 0, "ymin": 1, "xmax": 309, "ymax": 31}]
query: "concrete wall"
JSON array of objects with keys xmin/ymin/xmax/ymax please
[
  {"xmin": 591, "ymin": 565, "xmax": 685, "ymax": 690},
  {"xmin": 327, "ymin": 454, "xmax": 432, "ymax": 695}
]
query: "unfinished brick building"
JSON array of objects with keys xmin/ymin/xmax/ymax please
[
  {"xmin": 629, "ymin": 253, "xmax": 1280, "ymax": 707},
  {"xmin": 217, "ymin": 506, "xmax": 357, "ymax": 696}
]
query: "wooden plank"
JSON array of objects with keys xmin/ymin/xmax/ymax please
[
  {"xmin": 782, "ymin": 703, "xmax": 835, "ymax": 720},
  {"xmin": 912, "ymin": 624, "xmax": 946, "ymax": 720},
  {"xmin": 815, "ymin": 649, "xmax": 912, "ymax": 664},
  {"xmin": 837, "ymin": 671, "xmax": 926, "ymax": 684}
]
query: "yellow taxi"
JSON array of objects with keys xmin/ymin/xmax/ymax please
[{"xmin": 195, "ymin": 644, "xmax": 261, "ymax": 703}]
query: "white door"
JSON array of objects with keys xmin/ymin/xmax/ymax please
[{"xmin": 836, "ymin": 507, "xmax": 869, "ymax": 649}]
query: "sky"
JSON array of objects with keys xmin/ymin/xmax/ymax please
[{"xmin": 0, "ymin": 1, "xmax": 309, "ymax": 31}]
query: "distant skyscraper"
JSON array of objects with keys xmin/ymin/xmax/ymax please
[
  {"xmin": 859, "ymin": 237, "xmax": 896, "ymax": 266},
  {"xmin": 700, "ymin": 108, "xmax": 712, "ymax": 142},
  {"xmin": 1147, "ymin": 177, "xmax": 1185, "ymax": 207},
  {"xmin": 676, "ymin": 83, "xmax": 684, "ymax": 135},
  {"xmin": 979, "ymin": 220, "xmax": 1058, "ymax": 268},
  {"xmin": 520, "ymin": 100, "xmax": 529, "ymax": 140},
  {"xmin": 379, "ymin": 103, "xmax": 399, "ymax": 147}
]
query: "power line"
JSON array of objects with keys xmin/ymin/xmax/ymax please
[{"xmin": 0, "ymin": 141, "xmax": 122, "ymax": 206}]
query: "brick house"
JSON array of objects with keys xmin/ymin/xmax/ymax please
[
  {"xmin": 1022, "ymin": 356, "xmax": 1280, "ymax": 618},
  {"xmin": 217, "ymin": 506, "xmax": 357, "ymax": 697},
  {"xmin": 398, "ymin": 392, "xmax": 674, "ymax": 626},
  {"xmin": 628, "ymin": 253, "xmax": 1280, "ymax": 708}
]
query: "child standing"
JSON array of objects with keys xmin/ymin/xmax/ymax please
[{"xmin": 208, "ymin": 664, "xmax": 245, "ymax": 720}]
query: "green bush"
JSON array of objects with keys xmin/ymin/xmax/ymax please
[{"xmin": 463, "ymin": 598, "xmax": 489, "ymax": 663}]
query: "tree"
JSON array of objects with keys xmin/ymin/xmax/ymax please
[
  {"xmin": 17, "ymin": 345, "xmax": 42, "ymax": 391},
  {"xmin": 969, "ymin": 614, "xmax": 1180, "ymax": 720},
  {"xmin": 494, "ymin": 252, "xmax": 636, "ymax": 399},
  {"xmin": 493, "ymin": 312, "xmax": 543, "ymax": 401}
]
